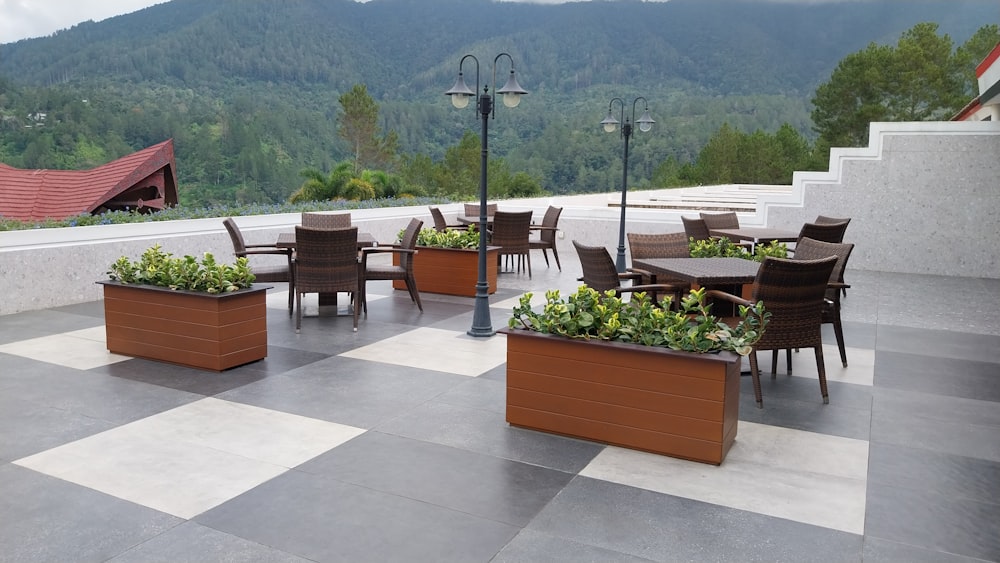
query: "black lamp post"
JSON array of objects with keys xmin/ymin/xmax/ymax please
[
  {"xmin": 601, "ymin": 97, "xmax": 654, "ymax": 272},
  {"xmin": 446, "ymin": 53, "xmax": 527, "ymax": 337}
]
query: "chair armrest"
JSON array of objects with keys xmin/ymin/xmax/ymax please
[
  {"xmin": 243, "ymin": 248, "xmax": 292, "ymax": 257},
  {"xmin": 704, "ymin": 289, "xmax": 753, "ymax": 308},
  {"xmin": 828, "ymin": 282, "xmax": 850, "ymax": 290},
  {"xmin": 360, "ymin": 246, "xmax": 416, "ymax": 267},
  {"xmin": 245, "ymin": 243, "xmax": 282, "ymax": 249},
  {"xmin": 618, "ymin": 271, "xmax": 644, "ymax": 283}
]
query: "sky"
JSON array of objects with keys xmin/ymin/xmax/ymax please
[{"xmin": 0, "ymin": 0, "xmax": 851, "ymax": 45}]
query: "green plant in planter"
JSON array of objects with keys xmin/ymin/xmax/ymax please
[
  {"xmin": 509, "ymin": 286, "xmax": 769, "ymax": 355},
  {"xmin": 689, "ymin": 237, "xmax": 788, "ymax": 262},
  {"xmin": 107, "ymin": 244, "xmax": 255, "ymax": 293},
  {"xmin": 398, "ymin": 226, "xmax": 481, "ymax": 249}
]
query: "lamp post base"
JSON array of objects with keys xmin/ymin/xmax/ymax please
[{"xmin": 468, "ymin": 283, "xmax": 495, "ymax": 337}]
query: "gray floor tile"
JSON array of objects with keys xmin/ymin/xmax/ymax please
[
  {"xmin": 527, "ymin": 476, "xmax": 862, "ymax": 562},
  {"xmin": 374, "ymin": 400, "xmax": 605, "ymax": 473},
  {"xmin": 872, "ymin": 385, "xmax": 1000, "ymax": 428},
  {"xmin": 494, "ymin": 529, "xmax": 656, "ymax": 563},
  {"xmin": 875, "ymin": 324, "xmax": 1000, "ymax": 364},
  {"xmin": 862, "ymin": 536, "xmax": 988, "ymax": 563},
  {"xmin": 868, "ymin": 442, "xmax": 1000, "ymax": 505},
  {"xmin": 737, "ymin": 376, "xmax": 873, "ymax": 440},
  {"xmin": 870, "ymin": 406, "xmax": 1000, "ymax": 462},
  {"xmin": 0, "ymin": 464, "xmax": 181, "ymax": 563},
  {"xmin": 431, "ymin": 375, "xmax": 507, "ymax": 414},
  {"xmin": 0, "ymin": 308, "xmax": 103, "ymax": 344},
  {"xmin": 874, "ymin": 350, "xmax": 1000, "ymax": 402},
  {"xmin": 195, "ymin": 469, "xmax": 519, "ymax": 563},
  {"xmin": 107, "ymin": 521, "xmax": 312, "ymax": 562},
  {"xmin": 298, "ymin": 431, "xmax": 573, "ymax": 526}
]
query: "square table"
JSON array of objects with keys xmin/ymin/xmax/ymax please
[
  {"xmin": 631, "ymin": 257, "xmax": 760, "ymax": 315},
  {"xmin": 709, "ymin": 227, "xmax": 799, "ymax": 247}
]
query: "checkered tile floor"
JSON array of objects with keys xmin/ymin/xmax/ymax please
[{"xmin": 1, "ymin": 259, "xmax": 998, "ymax": 562}]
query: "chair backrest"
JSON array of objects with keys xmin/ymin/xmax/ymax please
[
  {"xmin": 790, "ymin": 237, "xmax": 854, "ymax": 297},
  {"xmin": 627, "ymin": 232, "xmax": 690, "ymax": 260},
  {"xmin": 699, "ymin": 212, "xmax": 739, "ymax": 230},
  {"xmin": 681, "ymin": 216, "xmax": 712, "ymax": 242},
  {"xmin": 428, "ymin": 206, "xmax": 450, "ymax": 231},
  {"xmin": 573, "ymin": 241, "xmax": 622, "ymax": 293},
  {"xmin": 814, "ymin": 215, "xmax": 851, "ymax": 226},
  {"xmin": 302, "ymin": 212, "xmax": 351, "ymax": 229},
  {"xmin": 797, "ymin": 220, "xmax": 849, "ymax": 244},
  {"xmin": 222, "ymin": 218, "xmax": 248, "ymax": 257},
  {"xmin": 464, "ymin": 203, "xmax": 497, "ymax": 216},
  {"xmin": 490, "ymin": 210, "xmax": 533, "ymax": 251},
  {"xmin": 294, "ymin": 226, "xmax": 359, "ymax": 293},
  {"xmin": 398, "ymin": 217, "xmax": 423, "ymax": 270},
  {"xmin": 538, "ymin": 205, "xmax": 563, "ymax": 243},
  {"xmin": 751, "ymin": 256, "xmax": 838, "ymax": 350}
]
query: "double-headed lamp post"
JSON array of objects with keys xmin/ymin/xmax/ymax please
[
  {"xmin": 601, "ymin": 97, "xmax": 654, "ymax": 272},
  {"xmin": 446, "ymin": 53, "xmax": 527, "ymax": 337}
]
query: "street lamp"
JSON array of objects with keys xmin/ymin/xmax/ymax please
[
  {"xmin": 601, "ymin": 97, "xmax": 654, "ymax": 272},
  {"xmin": 446, "ymin": 53, "xmax": 527, "ymax": 337}
]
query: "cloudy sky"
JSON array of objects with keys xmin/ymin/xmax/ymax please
[{"xmin": 0, "ymin": 0, "xmax": 851, "ymax": 45}]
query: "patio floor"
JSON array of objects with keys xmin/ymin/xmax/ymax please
[{"xmin": 1, "ymin": 249, "xmax": 998, "ymax": 562}]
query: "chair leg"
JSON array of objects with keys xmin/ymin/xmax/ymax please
[
  {"xmin": 815, "ymin": 346, "xmax": 829, "ymax": 404},
  {"xmin": 749, "ymin": 352, "xmax": 763, "ymax": 408},
  {"xmin": 295, "ymin": 292, "xmax": 302, "ymax": 332},
  {"xmin": 551, "ymin": 245, "xmax": 561, "ymax": 271},
  {"xmin": 352, "ymin": 290, "xmax": 358, "ymax": 331},
  {"xmin": 833, "ymin": 315, "xmax": 848, "ymax": 367},
  {"xmin": 406, "ymin": 276, "xmax": 423, "ymax": 312},
  {"xmin": 541, "ymin": 249, "xmax": 550, "ymax": 267},
  {"xmin": 361, "ymin": 279, "xmax": 368, "ymax": 318},
  {"xmin": 786, "ymin": 349, "xmax": 793, "ymax": 374},
  {"xmin": 770, "ymin": 350, "xmax": 778, "ymax": 377},
  {"xmin": 526, "ymin": 251, "xmax": 531, "ymax": 278}
]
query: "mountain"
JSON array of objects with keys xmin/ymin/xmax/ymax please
[{"xmin": 0, "ymin": 0, "xmax": 993, "ymax": 203}]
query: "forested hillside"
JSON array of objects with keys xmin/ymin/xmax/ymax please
[{"xmin": 0, "ymin": 0, "xmax": 992, "ymax": 205}]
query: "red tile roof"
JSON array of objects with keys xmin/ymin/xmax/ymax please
[{"xmin": 0, "ymin": 139, "xmax": 178, "ymax": 221}]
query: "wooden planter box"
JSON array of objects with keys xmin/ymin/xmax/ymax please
[
  {"xmin": 500, "ymin": 328, "xmax": 742, "ymax": 465},
  {"xmin": 393, "ymin": 246, "xmax": 499, "ymax": 297},
  {"xmin": 99, "ymin": 281, "xmax": 268, "ymax": 371}
]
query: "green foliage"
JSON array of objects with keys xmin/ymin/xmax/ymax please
[
  {"xmin": 338, "ymin": 84, "xmax": 399, "ymax": 172},
  {"xmin": 406, "ymin": 226, "xmax": 481, "ymax": 249},
  {"xmin": 689, "ymin": 238, "xmax": 788, "ymax": 262},
  {"xmin": 509, "ymin": 286, "xmax": 770, "ymax": 356},
  {"xmin": 106, "ymin": 244, "xmax": 255, "ymax": 293}
]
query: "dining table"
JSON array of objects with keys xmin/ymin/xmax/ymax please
[
  {"xmin": 276, "ymin": 230, "xmax": 378, "ymax": 312},
  {"xmin": 709, "ymin": 227, "xmax": 800, "ymax": 250},
  {"xmin": 631, "ymin": 257, "xmax": 761, "ymax": 316}
]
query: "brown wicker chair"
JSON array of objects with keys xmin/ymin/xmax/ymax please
[
  {"xmin": 529, "ymin": 205, "xmax": 563, "ymax": 270},
  {"xmin": 360, "ymin": 218, "xmax": 423, "ymax": 316},
  {"xmin": 699, "ymin": 211, "xmax": 740, "ymax": 231},
  {"xmin": 790, "ymin": 237, "xmax": 854, "ymax": 368},
  {"xmin": 796, "ymin": 221, "xmax": 849, "ymax": 244},
  {"xmin": 708, "ymin": 256, "xmax": 838, "ymax": 408},
  {"xmin": 681, "ymin": 216, "xmax": 713, "ymax": 242},
  {"xmin": 293, "ymin": 226, "xmax": 361, "ymax": 332},
  {"xmin": 223, "ymin": 217, "xmax": 294, "ymax": 314},
  {"xmin": 626, "ymin": 231, "xmax": 692, "ymax": 294},
  {"xmin": 573, "ymin": 241, "xmax": 685, "ymax": 306},
  {"xmin": 815, "ymin": 215, "xmax": 852, "ymax": 227},
  {"xmin": 428, "ymin": 207, "xmax": 464, "ymax": 232},
  {"xmin": 302, "ymin": 212, "xmax": 351, "ymax": 229},
  {"xmin": 464, "ymin": 203, "xmax": 497, "ymax": 217},
  {"xmin": 490, "ymin": 210, "xmax": 533, "ymax": 277}
]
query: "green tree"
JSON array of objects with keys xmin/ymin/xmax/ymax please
[
  {"xmin": 337, "ymin": 84, "xmax": 399, "ymax": 173},
  {"xmin": 289, "ymin": 161, "xmax": 354, "ymax": 202},
  {"xmin": 811, "ymin": 23, "xmax": 999, "ymax": 148}
]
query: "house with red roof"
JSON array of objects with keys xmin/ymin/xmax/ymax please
[{"xmin": 0, "ymin": 139, "xmax": 178, "ymax": 222}]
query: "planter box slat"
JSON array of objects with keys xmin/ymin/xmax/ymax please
[
  {"xmin": 393, "ymin": 246, "xmax": 499, "ymax": 296},
  {"xmin": 502, "ymin": 328, "xmax": 741, "ymax": 465},
  {"xmin": 100, "ymin": 282, "xmax": 268, "ymax": 371}
]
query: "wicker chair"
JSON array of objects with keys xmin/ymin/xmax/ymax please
[
  {"xmin": 814, "ymin": 215, "xmax": 852, "ymax": 227},
  {"xmin": 360, "ymin": 218, "xmax": 423, "ymax": 316},
  {"xmin": 529, "ymin": 205, "xmax": 563, "ymax": 270},
  {"xmin": 626, "ymin": 231, "xmax": 692, "ymax": 294},
  {"xmin": 796, "ymin": 221, "xmax": 849, "ymax": 244},
  {"xmin": 699, "ymin": 211, "xmax": 740, "ymax": 231},
  {"xmin": 302, "ymin": 212, "xmax": 352, "ymax": 229},
  {"xmin": 428, "ymin": 206, "xmax": 464, "ymax": 232},
  {"xmin": 681, "ymin": 216, "xmax": 713, "ymax": 242},
  {"xmin": 223, "ymin": 217, "xmax": 294, "ymax": 314},
  {"xmin": 464, "ymin": 203, "xmax": 497, "ymax": 217},
  {"xmin": 789, "ymin": 237, "xmax": 854, "ymax": 368},
  {"xmin": 708, "ymin": 256, "xmax": 838, "ymax": 408},
  {"xmin": 573, "ymin": 241, "xmax": 685, "ymax": 306},
  {"xmin": 293, "ymin": 226, "xmax": 361, "ymax": 332},
  {"xmin": 490, "ymin": 210, "xmax": 533, "ymax": 277}
]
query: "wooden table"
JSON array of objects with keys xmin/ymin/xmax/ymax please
[
  {"xmin": 710, "ymin": 227, "xmax": 799, "ymax": 245},
  {"xmin": 631, "ymin": 257, "xmax": 760, "ymax": 315},
  {"xmin": 276, "ymin": 231, "xmax": 377, "ymax": 311}
]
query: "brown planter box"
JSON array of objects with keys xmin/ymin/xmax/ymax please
[
  {"xmin": 393, "ymin": 246, "xmax": 499, "ymax": 297},
  {"xmin": 99, "ymin": 281, "xmax": 268, "ymax": 371},
  {"xmin": 500, "ymin": 327, "xmax": 742, "ymax": 465}
]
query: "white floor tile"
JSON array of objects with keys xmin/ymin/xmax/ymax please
[
  {"xmin": 0, "ymin": 327, "xmax": 130, "ymax": 370},
  {"xmin": 339, "ymin": 327, "xmax": 507, "ymax": 376},
  {"xmin": 580, "ymin": 421, "xmax": 868, "ymax": 534},
  {"xmin": 14, "ymin": 398, "xmax": 364, "ymax": 519}
]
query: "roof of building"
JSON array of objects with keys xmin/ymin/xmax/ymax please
[{"xmin": 0, "ymin": 139, "xmax": 178, "ymax": 221}]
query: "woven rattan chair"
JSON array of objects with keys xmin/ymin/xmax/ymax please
[
  {"xmin": 490, "ymin": 210, "xmax": 533, "ymax": 277},
  {"xmin": 573, "ymin": 241, "xmax": 685, "ymax": 306},
  {"xmin": 796, "ymin": 221, "xmax": 849, "ymax": 244},
  {"xmin": 626, "ymin": 231, "xmax": 692, "ymax": 294},
  {"xmin": 529, "ymin": 205, "xmax": 563, "ymax": 270},
  {"xmin": 681, "ymin": 216, "xmax": 713, "ymax": 243},
  {"xmin": 361, "ymin": 218, "xmax": 423, "ymax": 316},
  {"xmin": 708, "ymin": 256, "xmax": 838, "ymax": 408},
  {"xmin": 301, "ymin": 212, "xmax": 351, "ymax": 229},
  {"xmin": 293, "ymin": 226, "xmax": 361, "ymax": 332},
  {"xmin": 428, "ymin": 206, "xmax": 464, "ymax": 232},
  {"xmin": 814, "ymin": 215, "xmax": 852, "ymax": 227},
  {"xmin": 223, "ymin": 217, "xmax": 294, "ymax": 314},
  {"xmin": 464, "ymin": 203, "xmax": 497, "ymax": 217},
  {"xmin": 789, "ymin": 237, "xmax": 854, "ymax": 368},
  {"xmin": 699, "ymin": 211, "xmax": 740, "ymax": 231}
]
